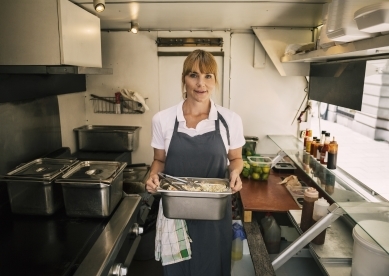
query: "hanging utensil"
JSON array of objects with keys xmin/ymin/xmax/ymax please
[{"xmin": 114, "ymin": 92, "xmax": 121, "ymax": 114}]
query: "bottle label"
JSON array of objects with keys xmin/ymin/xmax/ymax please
[
  {"xmin": 324, "ymin": 152, "xmax": 328, "ymax": 162},
  {"xmin": 316, "ymin": 150, "xmax": 320, "ymax": 160}
]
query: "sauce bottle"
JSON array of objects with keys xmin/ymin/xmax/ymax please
[
  {"xmin": 300, "ymin": 187, "xmax": 319, "ymax": 232},
  {"xmin": 305, "ymin": 132, "xmax": 313, "ymax": 153},
  {"xmin": 310, "ymin": 137, "xmax": 317, "ymax": 156},
  {"xmin": 320, "ymin": 133, "xmax": 331, "ymax": 165},
  {"xmin": 327, "ymin": 137, "xmax": 338, "ymax": 169},
  {"xmin": 311, "ymin": 198, "xmax": 330, "ymax": 245},
  {"xmin": 317, "ymin": 131, "xmax": 326, "ymax": 161},
  {"xmin": 303, "ymin": 129, "xmax": 310, "ymax": 147}
]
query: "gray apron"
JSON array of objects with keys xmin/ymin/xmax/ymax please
[{"xmin": 163, "ymin": 112, "xmax": 232, "ymax": 276}]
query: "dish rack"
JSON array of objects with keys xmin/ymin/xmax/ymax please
[{"xmin": 91, "ymin": 97, "xmax": 146, "ymax": 114}]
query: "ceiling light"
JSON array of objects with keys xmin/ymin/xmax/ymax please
[
  {"xmin": 130, "ymin": 22, "xmax": 139, "ymax": 34},
  {"xmin": 93, "ymin": 0, "xmax": 105, "ymax": 13}
]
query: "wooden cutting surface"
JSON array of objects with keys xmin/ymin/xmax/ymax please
[{"xmin": 239, "ymin": 172, "xmax": 300, "ymax": 221}]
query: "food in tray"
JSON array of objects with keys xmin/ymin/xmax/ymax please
[{"xmin": 166, "ymin": 181, "xmax": 229, "ymax": 192}]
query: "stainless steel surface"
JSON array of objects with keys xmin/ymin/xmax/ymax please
[
  {"xmin": 272, "ymin": 203, "xmax": 344, "ymax": 270},
  {"xmin": 0, "ymin": 65, "xmax": 113, "ymax": 75},
  {"xmin": 74, "ymin": 125, "xmax": 141, "ymax": 152},
  {"xmin": 158, "ymin": 177, "xmax": 231, "ymax": 220},
  {"xmin": 73, "ymin": 195, "xmax": 141, "ymax": 276},
  {"xmin": 288, "ymin": 210, "xmax": 354, "ymax": 275},
  {"xmin": 1, "ymin": 158, "xmax": 77, "ymax": 215},
  {"xmin": 56, "ymin": 161, "xmax": 127, "ymax": 217}
]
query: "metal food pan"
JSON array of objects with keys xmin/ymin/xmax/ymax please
[
  {"xmin": 56, "ymin": 161, "xmax": 126, "ymax": 218},
  {"xmin": 74, "ymin": 125, "xmax": 141, "ymax": 152},
  {"xmin": 1, "ymin": 158, "xmax": 78, "ymax": 215},
  {"xmin": 157, "ymin": 177, "xmax": 231, "ymax": 220}
]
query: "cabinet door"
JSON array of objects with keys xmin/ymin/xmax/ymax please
[
  {"xmin": 0, "ymin": 0, "xmax": 61, "ymax": 65},
  {"xmin": 0, "ymin": 0, "xmax": 101, "ymax": 67},
  {"xmin": 58, "ymin": 0, "xmax": 102, "ymax": 67}
]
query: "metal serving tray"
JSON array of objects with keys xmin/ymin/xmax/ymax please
[
  {"xmin": 56, "ymin": 161, "xmax": 127, "ymax": 218},
  {"xmin": 157, "ymin": 177, "xmax": 231, "ymax": 220},
  {"xmin": 74, "ymin": 125, "xmax": 141, "ymax": 152}
]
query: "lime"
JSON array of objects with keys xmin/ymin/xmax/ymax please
[
  {"xmin": 253, "ymin": 167, "xmax": 262, "ymax": 174},
  {"xmin": 261, "ymin": 173, "xmax": 269, "ymax": 180},
  {"xmin": 251, "ymin": 172, "xmax": 260, "ymax": 180},
  {"xmin": 262, "ymin": 167, "xmax": 270, "ymax": 174},
  {"xmin": 242, "ymin": 170, "xmax": 249, "ymax": 177},
  {"xmin": 246, "ymin": 150, "xmax": 252, "ymax": 156}
]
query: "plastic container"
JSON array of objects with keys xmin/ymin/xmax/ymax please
[
  {"xmin": 247, "ymin": 156, "xmax": 272, "ymax": 181},
  {"xmin": 300, "ymin": 187, "xmax": 319, "ymax": 232},
  {"xmin": 354, "ymin": 2, "xmax": 389, "ymax": 33},
  {"xmin": 242, "ymin": 136, "xmax": 258, "ymax": 157},
  {"xmin": 351, "ymin": 220, "xmax": 389, "ymax": 276},
  {"xmin": 261, "ymin": 213, "xmax": 281, "ymax": 254},
  {"xmin": 311, "ymin": 198, "xmax": 330, "ymax": 245},
  {"xmin": 232, "ymin": 222, "xmax": 246, "ymax": 261}
]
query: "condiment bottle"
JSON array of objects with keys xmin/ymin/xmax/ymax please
[
  {"xmin": 310, "ymin": 137, "xmax": 317, "ymax": 156},
  {"xmin": 305, "ymin": 132, "xmax": 313, "ymax": 153},
  {"xmin": 320, "ymin": 133, "xmax": 331, "ymax": 165},
  {"xmin": 261, "ymin": 213, "xmax": 281, "ymax": 254},
  {"xmin": 231, "ymin": 223, "xmax": 246, "ymax": 260},
  {"xmin": 300, "ymin": 187, "xmax": 319, "ymax": 232},
  {"xmin": 317, "ymin": 131, "xmax": 326, "ymax": 161},
  {"xmin": 303, "ymin": 129, "xmax": 310, "ymax": 147},
  {"xmin": 311, "ymin": 198, "xmax": 330, "ymax": 245},
  {"xmin": 327, "ymin": 137, "xmax": 338, "ymax": 169}
]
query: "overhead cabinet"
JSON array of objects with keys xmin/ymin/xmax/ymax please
[{"xmin": 0, "ymin": 0, "xmax": 102, "ymax": 67}]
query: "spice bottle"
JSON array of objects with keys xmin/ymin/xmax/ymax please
[
  {"xmin": 300, "ymin": 187, "xmax": 319, "ymax": 232},
  {"xmin": 310, "ymin": 137, "xmax": 317, "ymax": 156},
  {"xmin": 320, "ymin": 133, "xmax": 331, "ymax": 165},
  {"xmin": 327, "ymin": 137, "xmax": 338, "ymax": 169},
  {"xmin": 317, "ymin": 131, "xmax": 326, "ymax": 161},
  {"xmin": 311, "ymin": 198, "xmax": 330, "ymax": 245}
]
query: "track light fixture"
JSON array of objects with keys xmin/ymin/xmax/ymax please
[
  {"xmin": 130, "ymin": 22, "xmax": 139, "ymax": 34},
  {"xmin": 93, "ymin": 0, "xmax": 105, "ymax": 13}
]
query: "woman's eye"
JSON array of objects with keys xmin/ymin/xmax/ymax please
[
  {"xmin": 205, "ymin": 74, "xmax": 213, "ymax": 79},
  {"xmin": 189, "ymin": 73, "xmax": 198, "ymax": 78}
]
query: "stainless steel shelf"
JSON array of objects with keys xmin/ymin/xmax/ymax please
[{"xmin": 281, "ymin": 34, "xmax": 389, "ymax": 63}]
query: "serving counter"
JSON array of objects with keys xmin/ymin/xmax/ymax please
[{"xmin": 244, "ymin": 135, "xmax": 389, "ymax": 276}]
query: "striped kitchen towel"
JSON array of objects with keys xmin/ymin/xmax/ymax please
[{"xmin": 155, "ymin": 200, "xmax": 192, "ymax": 265}]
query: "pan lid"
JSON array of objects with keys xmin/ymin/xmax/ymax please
[
  {"xmin": 57, "ymin": 161, "xmax": 127, "ymax": 185},
  {"xmin": 3, "ymin": 158, "xmax": 77, "ymax": 181}
]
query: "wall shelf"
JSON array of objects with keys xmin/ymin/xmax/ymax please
[
  {"xmin": 281, "ymin": 34, "xmax": 389, "ymax": 63},
  {"xmin": 91, "ymin": 97, "xmax": 145, "ymax": 114}
]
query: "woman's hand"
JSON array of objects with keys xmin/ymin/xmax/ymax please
[
  {"xmin": 229, "ymin": 170, "xmax": 242, "ymax": 194},
  {"xmin": 228, "ymin": 147, "xmax": 244, "ymax": 194},
  {"xmin": 146, "ymin": 173, "xmax": 160, "ymax": 193}
]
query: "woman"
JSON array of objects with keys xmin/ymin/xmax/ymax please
[{"xmin": 146, "ymin": 49, "xmax": 245, "ymax": 276}]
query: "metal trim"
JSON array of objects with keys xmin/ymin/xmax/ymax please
[
  {"xmin": 73, "ymin": 195, "xmax": 141, "ymax": 276},
  {"xmin": 0, "ymin": 65, "xmax": 113, "ymax": 75}
]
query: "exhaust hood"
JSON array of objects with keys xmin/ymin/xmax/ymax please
[{"xmin": 0, "ymin": 66, "xmax": 113, "ymax": 75}]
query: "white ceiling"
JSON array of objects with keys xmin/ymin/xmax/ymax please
[{"xmin": 70, "ymin": 0, "xmax": 328, "ymax": 31}]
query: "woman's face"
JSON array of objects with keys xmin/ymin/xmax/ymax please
[{"xmin": 184, "ymin": 64, "xmax": 216, "ymax": 103}]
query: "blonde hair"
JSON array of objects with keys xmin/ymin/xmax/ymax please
[{"xmin": 181, "ymin": 50, "xmax": 219, "ymax": 99}]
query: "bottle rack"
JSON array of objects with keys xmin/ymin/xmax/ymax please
[{"xmin": 91, "ymin": 97, "xmax": 146, "ymax": 114}]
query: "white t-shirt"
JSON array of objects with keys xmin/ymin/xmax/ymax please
[{"xmin": 151, "ymin": 99, "xmax": 245, "ymax": 154}]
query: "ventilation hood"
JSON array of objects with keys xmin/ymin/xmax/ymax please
[{"xmin": 0, "ymin": 66, "xmax": 113, "ymax": 75}]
